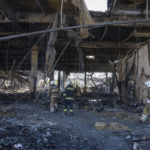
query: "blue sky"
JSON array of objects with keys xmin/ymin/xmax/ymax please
[{"xmin": 84, "ymin": 0, "xmax": 107, "ymax": 11}]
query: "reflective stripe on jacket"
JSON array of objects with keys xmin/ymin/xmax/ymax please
[
  {"xmin": 63, "ymin": 85, "xmax": 74, "ymax": 100},
  {"xmin": 49, "ymin": 85, "xmax": 59, "ymax": 98}
]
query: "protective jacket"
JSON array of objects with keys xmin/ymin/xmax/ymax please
[
  {"xmin": 49, "ymin": 84, "xmax": 59, "ymax": 98},
  {"xmin": 63, "ymin": 84, "xmax": 75, "ymax": 100}
]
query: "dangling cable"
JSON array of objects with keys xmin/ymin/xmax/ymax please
[
  {"xmin": 60, "ymin": 0, "xmax": 64, "ymax": 28},
  {"xmin": 146, "ymin": 0, "xmax": 149, "ymax": 19}
]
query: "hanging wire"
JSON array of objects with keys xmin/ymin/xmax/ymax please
[
  {"xmin": 16, "ymin": 20, "xmax": 52, "ymax": 71},
  {"xmin": 146, "ymin": 0, "xmax": 149, "ymax": 19},
  {"xmin": 6, "ymin": 41, "xmax": 9, "ymax": 71},
  {"xmin": 60, "ymin": 0, "xmax": 64, "ymax": 28},
  {"xmin": 34, "ymin": 40, "xmax": 71, "ymax": 102},
  {"xmin": 9, "ymin": 2, "xmax": 49, "ymax": 101},
  {"xmin": 0, "ymin": 19, "xmax": 150, "ymax": 41},
  {"xmin": 118, "ymin": 26, "xmax": 121, "ymax": 58},
  {"xmin": 100, "ymin": 27, "xmax": 108, "ymax": 41},
  {"xmin": 35, "ymin": 0, "xmax": 45, "ymax": 14}
]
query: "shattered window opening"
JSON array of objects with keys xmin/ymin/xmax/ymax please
[{"xmin": 84, "ymin": 0, "xmax": 108, "ymax": 11}]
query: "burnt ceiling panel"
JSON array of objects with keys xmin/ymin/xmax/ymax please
[
  {"xmin": 88, "ymin": 26, "xmax": 134, "ymax": 42},
  {"xmin": 114, "ymin": 0, "xmax": 150, "ymax": 10}
]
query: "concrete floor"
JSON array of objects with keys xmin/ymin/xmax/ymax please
[{"xmin": 0, "ymin": 98, "xmax": 150, "ymax": 150}]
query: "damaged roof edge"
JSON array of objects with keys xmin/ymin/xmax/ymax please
[
  {"xmin": 71, "ymin": 0, "xmax": 94, "ymax": 24},
  {"xmin": 107, "ymin": 0, "xmax": 117, "ymax": 12}
]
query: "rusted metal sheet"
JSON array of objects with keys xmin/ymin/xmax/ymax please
[{"xmin": 118, "ymin": 43, "xmax": 150, "ymax": 103}]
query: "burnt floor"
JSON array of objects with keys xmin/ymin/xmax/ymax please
[{"xmin": 0, "ymin": 96, "xmax": 150, "ymax": 150}]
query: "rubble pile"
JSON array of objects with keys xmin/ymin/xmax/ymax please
[
  {"xmin": 77, "ymin": 95, "xmax": 116, "ymax": 112},
  {"xmin": 0, "ymin": 95, "xmax": 150, "ymax": 150},
  {"xmin": 0, "ymin": 123, "xmax": 101, "ymax": 150},
  {"xmin": 126, "ymin": 134, "xmax": 150, "ymax": 150}
]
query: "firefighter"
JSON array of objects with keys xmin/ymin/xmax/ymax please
[
  {"xmin": 49, "ymin": 81, "xmax": 59, "ymax": 112},
  {"xmin": 63, "ymin": 82, "xmax": 75, "ymax": 115},
  {"xmin": 140, "ymin": 80, "xmax": 150, "ymax": 122}
]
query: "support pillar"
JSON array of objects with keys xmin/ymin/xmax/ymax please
[
  {"xmin": 84, "ymin": 72, "xmax": 87, "ymax": 93},
  {"xmin": 62, "ymin": 71, "xmax": 69, "ymax": 90},
  {"xmin": 50, "ymin": 71, "xmax": 54, "ymax": 81},
  {"xmin": 58, "ymin": 70, "xmax": 61, "ymax": 91},
  {"xmin": 45, "ymin": 12, "xmax": 59, "ymax": 77},
  {"xmin": 121, "ymin": 81, "xmax": 127, "ymax": 104},
  {"xmin": 106, "ymin": 72, "xmax": 108, "ymax": 82},
  {"xmin": 30, "ymin": 45, "xmax": 39, "ymax": 96},
  {"xmin": 75, "ymin": 40, "xmax": 84, "ymax": 72},
  {"xmin": 111, "ymin": 71, "xmax": 115, "ymax": 93},
  {"xmin": 111, "ymin": 64, "xmax": 116, "ymax": 93},
  {"xmin": 84, "ymin": 72, "xmax": 87, "ymax": 88}
]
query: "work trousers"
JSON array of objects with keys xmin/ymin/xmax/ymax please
[
  {"xmin": 50, "ymin": 97, "xmax": 57, "ymax": 112},
  {"xmin": 141, "ymin": 103, "xmax": 150, "ymax": 122},
  {"xmin": 64, "ymin": 100, "xmax": 73, "ymax": 112},
  {"xmin": 143, "ymin": 103, "xmax": 150, "ymax": 116}
]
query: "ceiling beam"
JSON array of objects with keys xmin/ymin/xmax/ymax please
[
  {"xmin": 57, "ymin": 64, "xmax": 113, "ymax": 72},
  {"xmin": 112, "ymin": 10, "xmax": 150, "ymax": 16},
  {"xmin": 131, "ymin": 31, "xmax": 150, "ymax": 37},
  {"xmin": 79, "ymin": 41, "xmax": 136, "ymax": 49}
]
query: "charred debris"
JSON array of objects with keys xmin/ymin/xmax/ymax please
[{"xmin": 0, "ymin": 0, "xmax": 150, "ymax": 150}]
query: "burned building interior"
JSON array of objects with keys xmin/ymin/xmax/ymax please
[{"xmin": 1, "ymin": 0, "xmax": 150, "ymax": 149}]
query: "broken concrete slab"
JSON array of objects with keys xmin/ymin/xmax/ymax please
[
  {"xmin": 108, "ymin": 122, "xmax": 131, "ymax": 131},
  {"xmin": 95, "ymin": 122, "xmax": 107, "ymax": 130},
  {"xmin": 95, "ymin": 122, "xmax": 131, "ymax": 131}
]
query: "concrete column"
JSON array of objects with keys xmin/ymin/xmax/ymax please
[
  {"xmin": 84, "ymin": 72, "xmax": 87, "ymax": 93},
  {"xmin": 50, "ymin": 71, "xmax": 54, "ymax": 81},
  {"xmin": 62, "ymin": 71, "xmax": 69, "ymax": 90},
  {"xmin": 121, "ymin": 81, "xmax": 127, "ymax": 104},
  {"xmin": 106, "ymin": 72, "xmax": 108, "ymax": 82},
  {"xmin": 75, "ymin": 40, "xmax": 84, "ymax": 72},
  {"xmin": 58, "ymin": 70, "xmax": 61, "ymax": 91},
  {"xmin": 84, "ymin": 72, "xmax": 87, "ymax": 88},
  {"xmin": 30, "ymin": 45, "xmax": 39, "ymax": 96},
  {"xmin": 111, "ymin": 64, "xmax": 116, "ymax": 93}
]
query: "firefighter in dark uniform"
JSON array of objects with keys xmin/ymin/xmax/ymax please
[{"xmin": 63, "ymin": 83, "xmax": 75, "ymax": 115}]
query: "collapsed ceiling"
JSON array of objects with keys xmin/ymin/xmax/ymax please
[{"xmin": 0, "ymin": 0, "xmax": 150, "ymax": 73}]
